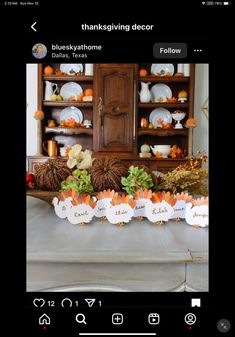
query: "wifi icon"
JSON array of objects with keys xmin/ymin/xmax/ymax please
[
  {"xmin": 85, "ymin": 298, "xmax": 96, "ymax": 307},
  {"xmin": 202, "ymin": 1, "xmax": 206, "ymax": 4}
]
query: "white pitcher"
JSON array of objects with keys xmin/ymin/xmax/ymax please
[
  {"xmin": 44, "ymin": 81, "xmax": 58, "ymax": 100},
  {"xmin": 139, "ymin": 82, "xmax": 151, "ymax": 103}
]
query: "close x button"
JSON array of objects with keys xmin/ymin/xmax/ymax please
[{"xmin": 153, "ymin": 43, "xmax": 187, "ymax": 58}]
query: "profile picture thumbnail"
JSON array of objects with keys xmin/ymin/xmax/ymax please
[{"xmin": 32, "ymin": 43, "xmax": 47, "ymax": 59}]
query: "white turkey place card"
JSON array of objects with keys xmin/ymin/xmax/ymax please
[
  {"xmin": 94, "ymin": 190, "xmax": 115, "ymax": 218},
  {"xmin": 185, "ymin": 197, "xmax": 209, "ymax": 228},
  {"xmin": 134, "ymin": 189, "xmax": 152, "ymax": 218},
  {"xmin": 94, "ymin": 198, "xmax": 112, "ymax": 218},
  {"xmin": 67, "ymin": 203, "xmax": 95, "ymax": 225},
  {"xmin": 106, "ymin": 194, "xmax": 136, "ymax": 226},
  {"xmin": 145, "ymin": 191, "xmax": 176, "ymax": 224},
  {"xmin": 170, "ymin": 192, "xmax": 192, "ymax": 220},
  {"xmin": 52, "ymin": 196, "xmax": 73, "ymax": 219},
  {"xmin": 53, "ymin": 190, "xmax": 96, "ymax": 226}
]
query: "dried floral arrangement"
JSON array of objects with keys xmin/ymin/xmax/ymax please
[
  {"xmin": 156, "ymin": 152, "xmax": 208, "ymax": 196},
  {"xmin": 121, "ymin": 166, "xmax": 156, "ymax": 195},
  {"xmin": 67, "ymin": 144, "xmax": 92, "ymax": 170},
  {"xmin": 61, "ymin": 169, "xmax": 94, "ymax": 194}
]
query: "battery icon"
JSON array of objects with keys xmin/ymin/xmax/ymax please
[{"xmin": 223, "ymin": 2, "xmax": 229, "ymax": 4}]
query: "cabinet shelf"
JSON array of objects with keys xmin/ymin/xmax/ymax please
[
  {"xmin": 43, "ymin": 75, "xmax": 93, "ymax": 81},
  {"xmin": 138, "ymin": 128, "xmax": 188, "ymax": 136},
  {"xmin": 139, "ymin": 103, "xmax": 189, "ymax": 109},
  {"xmin": 43, "ymin": 101, "xmax": 93, "ymax": 107},
  {"xmin": 45, "ymin": 126, "xmax": 93, "ymax": 136},
  {"xmin": 138, "ymin": 76, "xmax": 190, "ymax": 82}
]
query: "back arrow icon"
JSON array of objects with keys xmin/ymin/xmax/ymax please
[{"xmin": 31, "ymin": 22, "xmax": 37, "ymax": 32}]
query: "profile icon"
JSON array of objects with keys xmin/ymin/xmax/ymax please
[{"xmin": 32, "ymin": 43, "xmax": 47, "ymax": 59}]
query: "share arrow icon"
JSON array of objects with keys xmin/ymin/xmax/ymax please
[{"xmin": 85, "ymin": 298, "xmax": 96, "ymax": 307}]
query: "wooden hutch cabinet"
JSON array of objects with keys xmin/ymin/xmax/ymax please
[
  {"xmin": 27, "ymin": 63, "xmax": 195, "ymax": 173},
  {"xmin": 93, "ymin": 64, "xmax": 136, "ymax": 154}
]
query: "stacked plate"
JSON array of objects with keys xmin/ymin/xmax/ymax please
[
  {"xmin": 60, "ymin": 82, "xmax": 83, "ymax": 100},
  {"xmin": 60, "ymin": 107, "xmax": 83, "ymax": 124},
  {"xmin": 150, "ymin": 84, "xmax": 172, "ymax": 102},
  {"xmin": 60, "ymin": 64, "xmax": 83, "ymax": 75},
  {"xmin": 151, "ymin": 64, "xmax": 174, "ymax": 76}
]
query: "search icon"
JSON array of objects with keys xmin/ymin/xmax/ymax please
[{"xmin": 76, "ymin": 313, "xmax": 87, "ymax": 325}]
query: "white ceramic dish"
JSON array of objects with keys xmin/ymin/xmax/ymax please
[
  {"xmin": 149, "ymin": 108, "xmax": 172, "ymax": 128},
  {"xmin": 150, "ymin": 84, "xmax": 172, "ymax": 102},
  {"xmin": 172, "ymin": 112, "xmax": 186, "ymax": 129},
  {"xmin": 150, "ymin": 145, "xmax": 172, "ymax": 158},
  {"xmin": 60, "ymin": 82, "xmax": 83, "ymax": 100},
  {"xmin": 60, "ymin": 64, "xmax": 83, "ymax": 75},
  {"xmin": 60, "ymin": 106, "xmax": 83, "ymax": 124},
  {"xmin": 151, "ymin": 64, "xmax": 174, "ymax": 76},
  {"xmin": 152, "ymin": 145, "xmax": 171, "ymax": 149}
]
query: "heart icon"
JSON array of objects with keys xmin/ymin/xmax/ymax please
[{"xmin": 33, "ymin": 298, "xmax": 45, "ymax": 307}]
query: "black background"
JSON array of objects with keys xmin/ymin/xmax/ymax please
[{"xmin": 1, "ymin": 0, "xmax": 233, "ymax": 335}]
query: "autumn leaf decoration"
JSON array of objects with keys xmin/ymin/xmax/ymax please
[
  {"xmin": 111, "ymin": 193, "xmax": 136, "ymax": 208},
  {"xmin": 151, "ymin": 191, "xmax": 177, "ymax": 207},
  {"xmin": 169, "ymin": 145, "xmax": 185, "ymax": 159},
  {"xmin": 155, "ymin": 151, "xmax": 163, "ymax": 158}
]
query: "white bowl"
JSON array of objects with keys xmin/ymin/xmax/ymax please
[
  {"xmin": 151, "ymin": 145, "xmax": 172, "ymax": 158},
  {"xmin": 172, "ymin": 112, "xmax": 186, "ymax": 121},
  {"xmin": 152, "ymin": 145, "xmax": 171, "ymax": 148}
]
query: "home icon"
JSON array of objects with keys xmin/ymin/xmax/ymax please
[{"xmin": 39, "ymin": 313, "xmax": 50, "ymax": 325}]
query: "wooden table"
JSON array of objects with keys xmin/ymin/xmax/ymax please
[{"xmin": 27, "ymin": 196, "xmax": 208, "ymax": 292}]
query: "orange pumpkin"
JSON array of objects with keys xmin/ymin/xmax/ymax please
[
  {"xmin": 84, "ymin": 88, "xmax": 93, "ymax": 96},
  {"xmin": 77, "ymin": 93, "xmax": 84, "ymax": 102},
  {"xmin": 44, "ymin": 66, "xmax": 54, "ymax": 75},
  {"xmin": 186, "ymin": 118, "xmax": 197, "ymax": 126},
  {"xmin": 139, "ymin": 68, "xmax": 148, "ymax": 77},
  {"xmin": 34, "ymin": 110, "xmax": 44, "ymax": 120}
]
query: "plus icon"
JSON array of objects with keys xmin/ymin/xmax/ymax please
[{"xmin": 112, "ymin": 313, "xmax": 123, "ymax": 325}]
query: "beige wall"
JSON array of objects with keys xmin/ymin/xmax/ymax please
[
  {"xmin": 193, "ymin": 64, "xmax": 209, "ymax": 157},
  {"xmin": 26, "ymin": 64, "xmax": 38, "ymax": 156}
]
